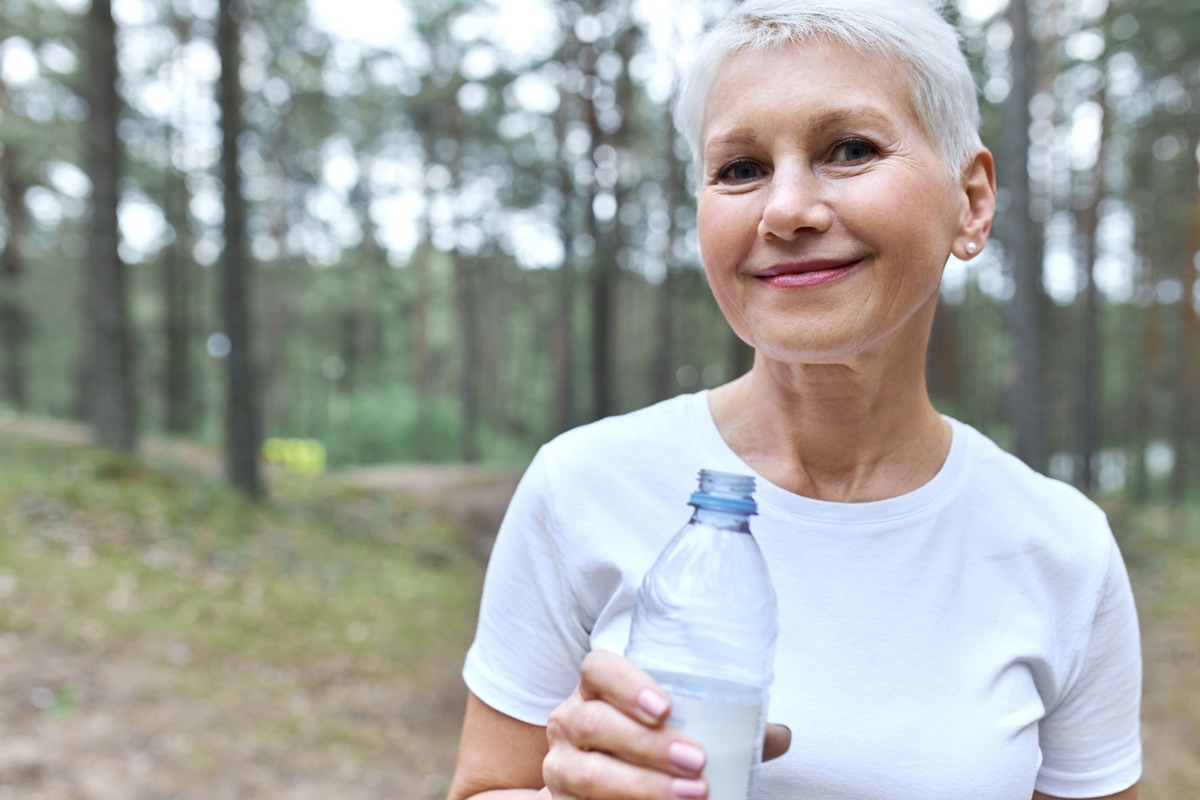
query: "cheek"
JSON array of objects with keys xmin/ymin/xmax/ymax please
[
  {"xmin": 696, "ymin": 198, "xmax": 754, "ymax": 332},
  {"xmin": 695, "ymin": 199, "xmax": 721, "ymax": 262},
  {"xmin": 858, "ymin": 183, "xmax": 956, "ymax": 265},
  {"xmin": 696, "ymin": 195, "xmax": 753, "ymax": 271}
]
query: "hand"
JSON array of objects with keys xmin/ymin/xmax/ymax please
[{"xmin": 541, "ymin": 650, "xmax": 792, "ymax": 800}]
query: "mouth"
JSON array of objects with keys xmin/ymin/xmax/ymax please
[{"xmin": 754, "ymin": 259, "xmax": 863, "ymax": 288}]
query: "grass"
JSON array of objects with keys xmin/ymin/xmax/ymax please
[
  {"xmin": 0, "ymin": 434, "xmax": 484, "ymax": 796},
  {"xmin": 1102, "ymin": 498, "xmax": 1200, "ymax": 799},
  {"xmin": 1, "ymin": 432, "xmax": 1197, "ymax": 797},
  {"xmin": 0, "ymin": 437, "xmax": 478, "ymax": 667}
]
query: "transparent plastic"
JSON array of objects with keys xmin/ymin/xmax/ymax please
[{"xmin": 625, "ymin": 470, "xmax": 778, "ymax": 800}]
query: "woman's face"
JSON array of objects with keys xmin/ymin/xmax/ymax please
[{"xmin": 696, "ymin": 41, "xmax": 977, "ymax": 366}]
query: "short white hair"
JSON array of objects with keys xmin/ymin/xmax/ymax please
[{"xmin": 675, "ymin": 0, "xmax": 982, "ymax": 177}]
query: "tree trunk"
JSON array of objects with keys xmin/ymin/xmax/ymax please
[
  {"xmin": 412, "ymin": 237, "xmax": 433, "ymax": 459},
  {"xmin": 1170, "ymin": 130, "xmax": 1200, "ymax": 502},
  {"xmin": 1076, "ymin": 93, "xmax": 1107, "ymax": 492},
  {"xmin": 553, "ymin": 25, "xmax": 579, "ymax": 435},
  {"xmin": 654, "ymin": 258, "xmax": 676, "ymax": 400},
  {"xmin": 1080, "ymin": 206, "xmax": 1099, "ymax": 491},
  {"xmin": 162, "ymin": 148, "xmax": 196, "ymax": 433},
  {"xmin": 453, "ymin": 246, "xmax": 479, "ymax": 462},
  {"xmin": 218, "ymin": 0, "xmax": 263, "ymax": 497},
  {"xmin": 412, "ymin": 112, "xmax": 435, "ymax": 460},
  {"xmin": 581, "ymin": 36, "xmax": 610, "ymax": 422},
  {"xmin": 582, "ymin": 11, "xmax": 640, "ymax": 419},
  {"xmin": 1076, "ymin": 194, "xmax": 1100, "ymax": 492},
  {"xmin": 0, "ymin": 150, "xmax": 29, "ymax": 411},
  {"xmin": 161, "ymin": 9, "xmax": 196, "ymax": 433},
  {"xmin": 83, "ymin": 0, "xmax": 137, "ymax": 452},
  {"xmin": 442, "ymin": 105, "xmax": 478, "ymax": 462},
  {"xmin": 351, "ymin": 158, "xmax": 384, "ymax": 388},
  {"xmin": 1128, "ymin": 311, "xmax": 1151, "ymax": 503},
  {"xmin": 655, "ymin": 9, "xmax": 693, "ymax": 401},
  {"xmin": 1001, "ymin": 0, "xmax": 1046, "ymax": 472},
  {"xmin": 256, "ymin": 112, "xmax": 292, "ymax": 436}
]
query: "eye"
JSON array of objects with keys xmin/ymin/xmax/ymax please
[
  {"xmin": 831, "ymin": 138, "xmax": 878, "ymax": 164},
  {"xmin": 716, "ymin": 159, "xmax": 763, "ymax": 183}
]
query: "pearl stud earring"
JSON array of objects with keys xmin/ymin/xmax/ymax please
[{"xmin": 966, "ymin": 242, "xmax": 978, "ymax": 255}]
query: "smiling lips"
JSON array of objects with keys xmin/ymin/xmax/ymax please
[{"xmin": 754, "ymin": 259, "xmax": 863, "ymax": 288}]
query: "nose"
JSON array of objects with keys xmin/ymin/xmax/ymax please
[{"xmin": 758, "ymin": 163, "xmax": 832, "ymax": 240}]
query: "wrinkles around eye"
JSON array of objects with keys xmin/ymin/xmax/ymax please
[
  {"xmin": 715, "ymin": 159, "xmax": 763, "ymax": 184},
  {"xmin": 830, "ymin": 137, "xmax": 880, "ymax": 164}
]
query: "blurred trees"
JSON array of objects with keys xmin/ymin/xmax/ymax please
[
  {"xmin": 1000, "ymin": 0, "xmax": 1047, "ymax": 474},
  {"xmin": 217, "ymin": 0, "xmax": 263, "ymax": 496},
  {"xmin": 82, "ymin": 0, "xmax": 137, "ymax": 452},
  {"xmin": 0, "ymin": 148, "xmax": 28, "ymax": 410},
  {"xmin": 0, "ymin": 0, "xmax": 1197, "ymax": 502},
  {"xmin": 159, "ymin": 8, "xmax": 198, "ymax": 434}
]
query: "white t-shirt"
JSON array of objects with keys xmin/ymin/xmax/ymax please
[{"xmin": 463, "ymin": 391, "xmax": 1142, "ymax": 799}]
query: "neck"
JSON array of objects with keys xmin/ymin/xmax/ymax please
[{"xmin": 708, "ymin": 338, "xmax": 949, "ymax": 503}]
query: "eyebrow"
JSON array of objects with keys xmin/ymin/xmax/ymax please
[
  {"xmin": 703, "ymin": 106, "xmax": 899, "ymax": 155},
  {"xmin": 704, "ymin": 131, "xmax": 760, "ymax": 152}
]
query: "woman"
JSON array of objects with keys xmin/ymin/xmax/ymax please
[{"xmin": 447, "ymin": 0, "xmax": 1143, "ymax": 797}]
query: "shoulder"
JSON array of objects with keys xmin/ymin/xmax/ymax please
[
  {"xmin": 522, "ymin": 393, "xmax": 712, "ymax": 548},
  {"xmin": 951, "ymin": 418, "xmax": 1108, "ymax": 523},
  {"xmin": 541, "ymin": 393, "xmax": 704, "ymax": 478},
  {"xmin": 955, "ymin": 419, "xmax": 1104, "ymax": 513},
  {"xmin": 947, "ymin": 418, "xmax": 1114, "ymax": 569}
]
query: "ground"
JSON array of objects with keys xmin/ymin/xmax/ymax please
[
  {"xmin": 0, "ymin": 416, "xmax": 1196, "ymax": 798},
  {"xmin": 0, "ymin": 416, "xmax": 510, "ymax": 799}
]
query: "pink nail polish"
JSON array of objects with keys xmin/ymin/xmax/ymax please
[
  {"xmin": 671, "ymin": 777, "xmax": 707, "ymax": 799},
  {"xmin": 668, "ymin": 741, "xmax": 706, "ymax": 773},
  {"xmin": 637, "ymin": 688, "xmax": 669, "ymax": 719}
]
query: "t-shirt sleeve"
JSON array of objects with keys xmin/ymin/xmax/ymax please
[
  {"xmin": 462, "ymin": 447, "xmax": 589, "ymax": 725},
  {"xmin": 1035, "ymin": 534, "xmax": 1143, "ymax": 797}
]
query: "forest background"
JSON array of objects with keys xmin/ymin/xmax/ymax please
[
  {"xmin": 0, "ymin": 0, "xmax": 1197, "ymax": 494},
  {"xmin": 1, "ymin": 0, "xmax": 1199, "ymax": 796}
]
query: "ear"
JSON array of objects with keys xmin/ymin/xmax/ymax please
[{"xmin": 954, "ymin": 148, "xmax": 996, "ymax": 259}]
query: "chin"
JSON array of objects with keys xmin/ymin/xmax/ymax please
[{"xmin": 749, "ymin": 339, "xmax": 864, "ymax": 367}]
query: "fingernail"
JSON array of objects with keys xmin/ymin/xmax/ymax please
[
  {"xmin": 671, "ymin": 777, "xmax": 707, "ymax": 799},
  {"xmin": 668, "ymin": 741, "xmax": 706, "ymax": 773},
  {"xmin": 636, "ymin": 688, "xmax": 669, "ymax": 720}
]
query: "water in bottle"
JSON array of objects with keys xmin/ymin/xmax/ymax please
[{"xmin": 625, "ymin": 470, "xmax": 778, "ymax": 800}]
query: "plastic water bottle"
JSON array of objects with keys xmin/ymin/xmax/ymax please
[{"xmin": 625, "ymin": 470, "xmax": 778, "ymax": 800}]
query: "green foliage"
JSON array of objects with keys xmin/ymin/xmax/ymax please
[
  {"xmin": 1, "ymin": 0, "xmax": 1198, "ymax": 498},
  {"xmin": 0, "ymin": 434, "xmax": 481, "ymax": 673},
  {"xmin": 323, "ymin": 386, "xmax": 456, "ymax": 465},
  {"xmin": 1105, "ymin": 497, "xmax": 1200, "ymax": 604},
  {"xmin": 300, "ymin": 385, "xmax": 538, "ymax": 467}
]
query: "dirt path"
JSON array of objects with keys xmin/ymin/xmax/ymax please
[
  {"xmin": 329, "ymin": 464, "xmax": 520, "ymax": 561},
  {"xmin": 0, "ymin": 642, "xmax": 475, "ymax": 799},
  {"xmin": 0, "ymin": 414, "xmax": 522, "ymax": 798},
  {"xmin": 0, "ymin": 414, "xmax": 522, "ymax": 559},
  {"xmin": 3, "ymin": 415, "xmax": 1197, "ymax": 797}
]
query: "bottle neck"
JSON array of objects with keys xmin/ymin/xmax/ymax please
[{"xmin": 690, "ymin": 505, "xmax": 752, "ymax": 532}]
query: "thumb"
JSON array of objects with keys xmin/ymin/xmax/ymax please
[{"xmin": 763, "ymin": 722, "xmax": 792, "ymax": 762}]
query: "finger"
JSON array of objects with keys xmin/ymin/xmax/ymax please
[
  {"xmin": 544, "ymin": 743, "xmax": 708, "ymax": 800},
  {"xmin": 763, "ymin": 722, "xmax": 792, "ymax": 762},
  {"xmin": 578, "ymin": 650, "xmax": 671, "ymax": 726},
  {"xmin": 549, "ymin": 696, "xmax": 707, "ymax": 777}
]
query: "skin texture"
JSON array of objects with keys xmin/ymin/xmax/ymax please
[
  {"xmin": 696, "ymin": 41, "xmax": 988, "ymax": 504},
  {"xmin": 445, "ymin": 39, "xmax": 1139, "ymax": 800},
  {"xmin": 697, "ymin": 47, "xmax": 965, "ymax": 369},
  {"xmin": 447, "ymin": 653, "xmax": 792, "ymax": 800}
]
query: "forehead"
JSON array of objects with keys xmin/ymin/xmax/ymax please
[{"xmin": 700, "ymin": 40, "xmax": 925, "ymax": 146}]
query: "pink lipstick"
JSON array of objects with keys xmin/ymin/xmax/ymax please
[{"xmin": 755, "ymin": 259, "xmax": 861, "ymax": 288}]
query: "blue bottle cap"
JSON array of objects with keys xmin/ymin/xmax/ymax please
[{"xmin": 690, "ymin": 469, "xmax": 757, "ymax": 515}]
